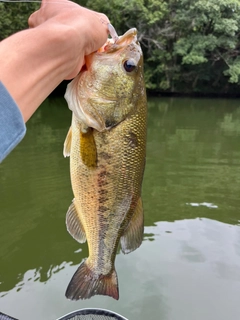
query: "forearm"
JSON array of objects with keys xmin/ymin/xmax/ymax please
[
  {"xmin": 0, "ymin": 0, "xmax": 109, "ymax": 123},
  {"xmin": 0, "ymin": 0, "xmax": 109, "ymax": 161},
  {"xmin": 0, "ymin": 24, "xmax": 80, "ymax": 122}
]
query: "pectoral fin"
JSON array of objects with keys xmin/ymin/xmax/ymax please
[
  {"xmin": 63, "ymin": 127, "xmax": 72, "ymax": 157},
  {"xmin": 120, "ymin": 197, "xmax": 144, "ymax": 254},
  {"xmin": 80, "ymin": 127, "xmax": 97, "ymax": 168},
  {"xmin": 66, "ymin": 199, "xmax": 86, "ymax": 243}
]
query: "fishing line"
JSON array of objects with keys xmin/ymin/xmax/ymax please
[
  {"xmin": 0, "ymin": 0, "xmax": 73, "ymax": 3},
  {"xmin": 0, "ymin": 0, "xmax": 41, "ymax": 2},
  {"xmin": 0, "ymin": 0, "xmax": 106, "ymax": 3}
]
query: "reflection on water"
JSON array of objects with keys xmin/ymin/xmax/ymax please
[
  {"xmin": 1, "ymin": 220, "xmax": 240, "ymax": 320},
  {"xmin": 144, "ymin": 97, "xmax": 240, "ymax": 226},
  {"xmin": 0, "ymin": 97, "xmax": 240, "ymax": 320}
]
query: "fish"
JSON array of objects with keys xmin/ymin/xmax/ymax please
[{"xmin": 63, "ymin": 25, "xmax": 147, "ymax": 301}]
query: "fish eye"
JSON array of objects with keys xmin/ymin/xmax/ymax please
[{"xmin": 123, "ymin": 59, "xmax": 136, "ymax": 73}]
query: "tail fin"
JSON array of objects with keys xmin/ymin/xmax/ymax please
[{"xmin": 65, "ymin": 260, "xmax": 119, "ymax": 300}]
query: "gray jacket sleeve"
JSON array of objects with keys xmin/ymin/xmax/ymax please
[{"xmin": 0, "ymin": 81, "xmax": 26, "ymax": 163}]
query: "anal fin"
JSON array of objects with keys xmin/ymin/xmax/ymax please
[
  {"xmin": 120, "ymin": 197, "xmax": 144, "ymax": 254},
  {"xmin": 66, "ymin": 199, "xmax": 86, "ymax": 243}
]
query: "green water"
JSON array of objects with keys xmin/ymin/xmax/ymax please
[{"xmin": 0, "ymin": 97, "xmax": 240, "ymax": 320}]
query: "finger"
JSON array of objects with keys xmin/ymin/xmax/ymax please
[
  {"xmin": 98, "ymin": 13, "xmax": 110, "ymax": 26},
  {"xmin": 28, "ymin": 10, "xmax": 39, "ymax": 28},
  {"xmin": 40, "ymin": 0, "xmax": 53, "ymax": 7},
  {"xmin": 28, "ymin": 0, "xmax": 49, "ymax": 28},
  {"xmin": 28, "ymin": 0, "xmax": 44, "ymax": 28}
]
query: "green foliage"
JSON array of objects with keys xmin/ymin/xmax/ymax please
[
  {"xmin": 84, "ymin": 0, "xmax": 240, "ymax": 93},
  {"xmin": 2, "ymin": 0, "xmax": 240, "ymax": 94},
  {"xmin": 0, "ymin": 2, "xmax": 39, "ymax": 40},
  {"xmin": 162, "ymin": 0, "xmax": 240, "ymax": 92},
  {"xmin": 223, "ymin": 59, "xmax": 240, "ymax": 83}
]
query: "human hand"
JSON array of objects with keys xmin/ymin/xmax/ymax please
[{"xmin": 28, "ymin": 0, "xmax": 110, "ymax": 79}]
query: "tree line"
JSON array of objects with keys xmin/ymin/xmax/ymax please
[{"xmin": 1, "ymin": 0, "xmax": 240, "ymax": 95}]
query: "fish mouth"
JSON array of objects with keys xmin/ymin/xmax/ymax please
[
  {"xmin": 97, "ymin": 27, "xmax": 138, "ymax": 54},
  {"xmin": 108, "ymin": 24, "xmax": 137, "ymax": 46},
  {"xmin": 115, "ymin": 28, "xmax": 138, "ymax": 45}
]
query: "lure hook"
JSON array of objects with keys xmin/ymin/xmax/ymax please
[{"xmin": 107, "ymin": 23, "xmax": 119, "ymax": 43}]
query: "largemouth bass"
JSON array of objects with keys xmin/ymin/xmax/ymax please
[{"xmin": 63, "ymin": 26, "xmax": 147, "ymax": 300}]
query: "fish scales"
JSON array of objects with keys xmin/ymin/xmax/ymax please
[
  {"xmin": 63, "ymin": 27, "xmax": 147, "ymax": 300},
  {"xmin": 71, "ymin": 110, "xmax": 146, "ymax": 269}
]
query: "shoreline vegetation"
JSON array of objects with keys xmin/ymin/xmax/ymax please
[
  {"xmin": 2, "ymin": 0, "xmax": 240, "ymax": 96},
  {"xmin": 52, "ymin": 81, "xmax": 240, "ymax": 99}
]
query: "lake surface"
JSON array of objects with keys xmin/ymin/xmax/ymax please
[{"xmin": 0, "ymin": 96, "xmax": 240, "ymax": 320}]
